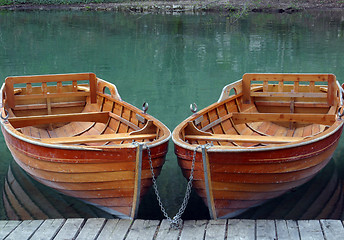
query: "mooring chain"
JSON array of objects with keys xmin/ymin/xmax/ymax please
[{"xmin": 134, "ymin": 141, "xmax": 212, "ymax": 229}]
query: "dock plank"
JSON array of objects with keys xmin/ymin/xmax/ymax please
[
  {"xmin": 205, "ymin": 219, "xmax": 227, "ymax": 240},
  {"xmin": 180, "ymin": 220, "xmax": 207, "ymax": 240},
  {"xmin": 227, "ymin": 219, "xmax": 255, "ymax": 240},
  {"xmin": 76, "ymin": 218, "xmax": 106, "ymax": 240},
  {"xmin": 0, "ymin": 220, "xmax": 21, "ymax": 239},
  {"xmin": 54, "ymin": 218, "xmax": 84, "ymax": 240},
  {"xmin": 298, "ymin": 220, "xmax": 324, "ymax": 240},
  {"xmin": 320, "ymin": 219, "xmax": 344, "ymax": 240},
  {"xmin": 0, "ymin": 218, "xmax": 340, "ymax": 240},
  {"xmin": 97, "ymin": 219, "xmax": 132, "ymax": 240},
  {"xmin": 126, "ymin": 220, "xmax": 160, "ymax": 240},
  {"xmin": 275, "ymin": 220, "xmax": 300, "ymax": 240},
  {"xmin": 30, "ymin": 219, "xmax": 65, "ymax": 240},
  {"xmin": 155, "ymin": 219, "xmax": 181, "ymax": 240},
  {"xmin": 256, "ymin": 219, "xmax": 276, "ymax": 240},
  {"xmin": 5, "ymin": 220, "xmax": 43, "ymax": 240}
]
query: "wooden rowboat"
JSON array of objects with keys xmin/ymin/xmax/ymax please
[
  {"xmin": 172, "ymin": 73, "xmax": 344, "ymax": 219},
  {"xmin": 0, "ymin": 73, "xmax": 171, "ymax": 219}
]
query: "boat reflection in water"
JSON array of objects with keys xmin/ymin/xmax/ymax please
[
  {"xmin": 2, "ymin": 157, "xmax": 344, "ymax": 220},
  {"xmin": 237, "ymin": 158, "xmax": 344, "ymax": 220},
  {"xmin": 2, "ymin": 159, "xmax": 115, "ymax": 220}
]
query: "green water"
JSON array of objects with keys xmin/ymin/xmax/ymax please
[{"xmin": 1, "ymin": 10, "xmax": 344, "ymax": 220}]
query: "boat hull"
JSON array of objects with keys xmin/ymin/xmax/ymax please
[
  {"xmin": 175, "ymin": 124, "xmax": 342, "ymax": 219},
  {"xmin": 2, "ymin": 125, "xmax": 168, "ymax": 219}
]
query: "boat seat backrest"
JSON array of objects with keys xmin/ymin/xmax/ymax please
[
  {"xmin": 242, "ymin": 73, "xmax": 337, "ymax": 107},
  {"xmin": 4, "ymin": 73, "xmax": 97, "ymax": 109}
]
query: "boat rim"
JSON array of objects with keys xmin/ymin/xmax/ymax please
[
  {"xmin": 172, "ymin": 115, "xmax": 343, "ymax": 153},
  {"xmin": 0, "ymin": 108, "xmax": 171, "ymax": 151}
]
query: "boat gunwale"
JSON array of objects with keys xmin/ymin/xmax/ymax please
[
  {"xmin": 172, "ymin": 75, "xmax": 344, "ymax": 153},
  {"xmin": 0, "ymin": 73, "xmax": 171, "ymax": 151}
]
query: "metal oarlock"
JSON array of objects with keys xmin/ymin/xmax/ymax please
[
  {"xmin": 142, "ymin": 102, "xmax": 149, "ymax": 114},
  {"xmin": 1, "ymin": 109, "xmax": 9, "ymax": 122},
  {"xmin": 190, "ymin": 103, "xmax": 197, "ymax": 113},
  {"xmin": 338, "ymin": 106, "xmax": 344, "ymax": 120}
]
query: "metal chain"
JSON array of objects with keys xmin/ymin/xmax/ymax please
[{"xmin": 140, "ymin": 142, "xmax": 212, "ymax": 229}]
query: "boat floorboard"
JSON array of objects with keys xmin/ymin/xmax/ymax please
[{"xmin": 1, "ymin": 218, "xmax": 343, "ymax": 240}]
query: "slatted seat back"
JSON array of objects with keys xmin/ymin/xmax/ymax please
[
  {"xmin": 4, "ymin": 73, "xmax": 97, "ymax": 109},
  {"xmin": 242, "ymin": 73, "xmax": 337, "ymax": 107}
]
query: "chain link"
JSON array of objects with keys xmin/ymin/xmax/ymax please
[{"xmin": 137, "ymin": 142, "xmax": 212, "ymax": 229}]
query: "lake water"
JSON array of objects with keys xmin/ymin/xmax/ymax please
[{"xmin": 1, "ymin": 10, "xmax": 344, "ymax": 220}]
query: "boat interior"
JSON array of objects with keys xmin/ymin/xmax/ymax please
[
  {"xmin": 182, "ymin": 74, "xmax": 341, "ymax": 147},
  {"xmin": 2, "ymin": 73, "xmax": 165, "ymax": 147}
]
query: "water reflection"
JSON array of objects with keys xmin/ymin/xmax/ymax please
[
  {"xmin": 2, "ymin": 160, "xmax": 115, "ymax": 220},
  {"xmin": 238, "ymin": 158, "xmax": 344, "ymax": 220},
  {"xmin": 2, "ymin": 156, "xmax": 343, "ymax": 220}
]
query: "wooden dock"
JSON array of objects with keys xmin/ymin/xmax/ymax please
[{"xmin": 1, "ymin": 218, "xmax": 344, "ymax": 240}]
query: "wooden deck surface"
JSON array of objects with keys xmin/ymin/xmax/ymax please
[{"xmin": 1, "ymin": 218, "xmax": 344, "ymax": 240}]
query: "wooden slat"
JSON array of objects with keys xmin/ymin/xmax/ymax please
[
  {"xmin": 205, "ymin": 220, "xmax": 227, "ymax": 240},
  {"xmin": 232, "ymin": 112, "xmax": 335, "ymax": 125},
  {"xmin": 109, "ymin": 112, "xmax": 140, "ymax": 131},
  {"xmin": 155, "ymin": 219, "xmax": 181, "ymax": 240},
  {"xmin": 29, "ymin": 219, "xmax": 65, "ymax": 240},
  {"xmin": 5, "ymin": 73, "xmax": 97, "ymax": 108},
  {"xmin": 180, "ymin": 220, "xmax": 207, "ymax": 240},
  {"xmin": 97, "ymin": 219, "xmax": 132, "ymax": 240},
  {"xmin": 1, "ymin": 219, "xmax": 342, "ymax": 239},
  {"xmin": 227, "ymin": 219, "xmax": 255, "ymax": 240},
  {"xmin": 75, "ymin": 218, "xmax": 106, "ymax": 240},
  {"xmin": 320, "ymin": 219, "xmax": 344, "ymax": 240},
  {"xmin": 242, "ymin": 73, "xmax": 336, "ymax": 105},
  {"xmin": 275, "ymin": 220, "xmax": 300, "ymax": 240},
  {"xmin": 298, "ymin": 220, "xmax": 324, "ymax": 240},
  {"xmin": 8, "ymin": 112, "xmax": 110, "ymax": 128},
  {"xmin": 256, "ymin": 220, "xmax": 276, "ymax": 240},
  {"xmin": 41, "ymin": 133, "xmax": 156, "ymax": 144},
  {"xmin": 0, "ymin": 221, "xmax": 21, "ymax": 239},
  {"xmin": 185, "ymin": 134, "xmax": 303, "ymax": 144},
  {"xmin": 53, "ymin": 218, "xmax": 84, "ymax": 240},
  {"xmin": 13, "ymin": 101, "xmax": 85, "ymax": 111},
  {"xmin": 250, "ymin": 91, "xmax": 327, "ymax": 99},
  {"xmin": 5, "ymin": 220, "xmax": 43, "ymax": 240},
  {"xmin": 255, "ymin": 101, "xmax": 329, "ymax": 108},
  {"xmin": 14, "ymin": 91, "xmax": 90, "ymax": 101},
  {"xmin": 6, "ymin": 73, "xmax": 93, "ymax": 84},
  {"xmin": 125, "ymin": 220, "xmax": 160, "ymax": 240}
]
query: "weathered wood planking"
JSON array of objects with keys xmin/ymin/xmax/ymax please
[
  {"xmin": 0, "ymin": 219, "xmax": 343, "ymax": 240},
  {"xmin": 30, "ymin": 219, "xmax": 65, "ymax": 240}
]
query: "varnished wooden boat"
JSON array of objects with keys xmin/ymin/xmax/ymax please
[
  {"xmin": 172, "ymin": 73, "xmax": 344, "ymax": 219},
  {"xmin": 0, "ymin": 73, "xmax": 171, "ymax": 219}
]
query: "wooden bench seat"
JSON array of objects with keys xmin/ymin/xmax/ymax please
[
  {"xmin": 41, "ymin": 133, "xmax": 157, "ymax": 144},
  {"xmin": 231, "ymin": 112, "xmax": 336, "ymax": 125},
  {"xmin": 185, "ymin": 134, "xmax": 304, "ymax": 144},
  {"xmin": 195, "ymin": 112, "xmax": 336, "ymax": 131},
  {"xmin": 8, "ymin": 112, "xmax": 110, "ymax": 128}
]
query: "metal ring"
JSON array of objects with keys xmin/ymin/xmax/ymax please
[
  {"xmin": 338, "ymin": 106, "xmax": 344, "ymax": 120},
  {"xmin": 142, "ymin": 102, "xmax": 149, "ymax": 114},
  {"xmin": 1, "ymin": 109, "xmax": 9, "ymax": 121},
  {"xmin": 190, "ymin": 103, "xmax": 197, "ymax": 113}
]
